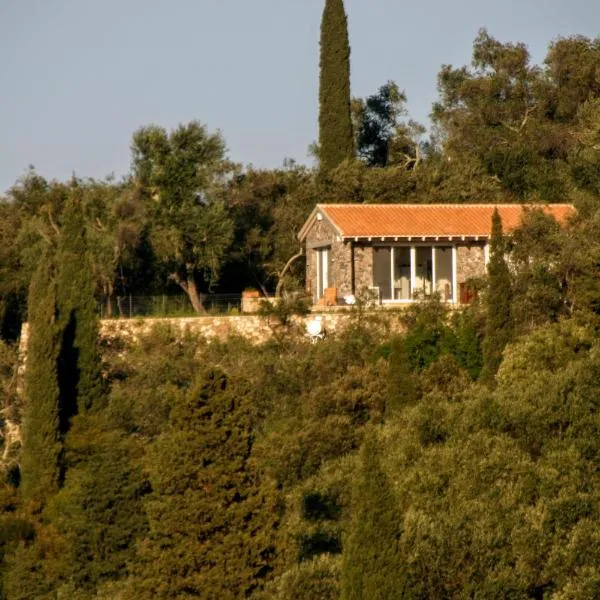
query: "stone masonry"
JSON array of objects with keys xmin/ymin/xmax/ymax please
[
  {"xmin": 456, "ymin": 243, "xmax": 487, "ymax": 284},
  {"xmin": 18, "ymin": 311, "xmax": 405, "ymax": 361},
  {"xmin": 352, "ymin": 243, "xmax": 374, "ymax": 297}
]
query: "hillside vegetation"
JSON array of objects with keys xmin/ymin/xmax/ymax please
[{"xmin": 0, "ymin": 27, "xmax": 600, "ymax": 599}]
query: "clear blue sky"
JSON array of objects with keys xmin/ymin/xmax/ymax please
[{"xmin": 1, "ymin": 0, "xmax": 599, "ymax": 193}]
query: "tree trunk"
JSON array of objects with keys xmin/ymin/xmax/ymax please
[
  {"xmin": 186, "ymin": 277, "xmax": 205, "ymax": 313},
  {"xmin": 276, "ymin": 249, "xmax": 305, "ymax": 298},
  {"xmin": 170, "ymin": 271, "xmax": 206, "ymax": 314},
  {"xmin": 103, "ymin": 281, "xmax": 114, "ymax": 318}
]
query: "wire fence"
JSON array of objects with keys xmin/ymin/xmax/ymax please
[{"xmin": 98, "ymin": 293, "xmax": 242, "ymax": 319}]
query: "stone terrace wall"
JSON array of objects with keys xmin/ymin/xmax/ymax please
[
  {"xmin": 99, "ymin": 312, "xmax": 371, "ymax": 346},
  {"xmin": 19, "ymin": 311, "xmax": 404, "ymax": 359}
]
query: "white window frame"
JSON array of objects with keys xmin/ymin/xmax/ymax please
[{"xmin": 316, "ymin": 247, "xmax": 329, "ymax": 299}]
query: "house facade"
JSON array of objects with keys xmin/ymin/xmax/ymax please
[{"xmin": 298, "ymin": 204, "xmax": 574, "ymax": 306}]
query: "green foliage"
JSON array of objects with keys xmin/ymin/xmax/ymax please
[
  {"xmin": 4, "ymin": 23, "xmax": 600, "ymax": 600},
  {"xmin": 129, "ymin": 369, "xmax": 278, "ymax": 599},
  {"xmin": 481, "ymin": 209, "xmax": 513, "ymax": 384},
  {"xmin": 510, "ymin": 208, "xmax": 567, "ymax": 329},
  {"xmin": 450, "ymin": 306, "xmax": 484, "ymax": 379},
  {"xmin": 44, "ymin": 413, "xmax": 149, "ymax": 596},
  {"xmin": 400, "ymin": 296, "xmax": 457, "ymax": 372},
  {"xmin": 353, "ymin": 81, "xmax": 424, "ymax": 169},
  {"xmin": 55, "ymin": 196, "xmax": 104, "ymax": 414},
  {"xmin": 341, "ymin": 430, "xmax": 402, "ymax": 600},
  {"xmin": 258, "ymin": 294, "xmax": 311, "ymax": 328},
  {"xmin": 225, "ymin": 165, "xmax": 316, "ymax": 293},
  {"xmin": 19, "ymin": 251, "xmax": 62, "ymax": 506},
  {"xmin": 387, "ymin": 335, "xmax": 420, "ymax": 413},
  {"xmin": 319, "ymin": 0, "xmax": 354, "ymax": 173},
  {"xmin": 131, "ymin": 121, "xmax": 235, "ymax": 310},
  {"xmin": 262, "ymin": 555, "xmax": 341, "ymax": 600}
]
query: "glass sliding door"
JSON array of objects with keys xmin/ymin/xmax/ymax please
[
  {"xmin": 434, "ymin": 246, "xmax": 453, "ymax": 301},
  {"xmin": 415, "ymin": 246, "xmax": 433, "ymax": 297},
  {"xmin": 373, "ymin": 247, "xmax": 392, "ymax": 300},
  {"xmin": 393, "ymin": 246, "xmax": 411, "ymax": 300}
]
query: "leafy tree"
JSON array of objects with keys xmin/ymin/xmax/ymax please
[
  {"xmin": 569, "ymin": 98, "xmax": 600, "ymax": 196},
  {"xmin": 341, "ymin": 430, "xmax": 402, "ymax": 600},
  {"xmin": 544, "ymin": 35, "xmax": 600, "ymax": 121},
  {"xmin": 450, "ymin": 306, "xmax": 484, "ymax": 379},
  {"xmin": 433, "ymin": 30, "xmax": 568, "ymax": 201},
  {"xmin": 481, "ymin": 208, "xmax": 513, "ymax": 385},
  {"xmin": 131, "ymin": 122, "xmax": 235, "ymax": 312},
  {"xmin": 80, "ymin": 179, "xmax": 147, "ymax": 316},
  {"xmin": 224, "ymin": 165, "xmax": 316, "ymax": 294},
  {"xmin": 353, "ymin": 81, "xmax": 423, "ymax": 169},
  {"xmin": 0, "ymin": 485, "xmax": 34, "ymax": 600},
  {"xmin": 510, "ymin": 208, "xmax": 566, "ymax": 329},
  {"xmin": 264, "ymin": 554, "xmax": 341, "ymax": 600},
  {"xmin": 319, "ymin": 0, "xmax": 354, "ymax": 173}
]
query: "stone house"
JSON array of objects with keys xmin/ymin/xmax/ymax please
[{"xmin": 298, "ymin": 203, "xmax": 574, "ymax": 306}]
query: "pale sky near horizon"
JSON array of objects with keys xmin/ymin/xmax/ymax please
[{"xmin": 1, "ymin": 0, "xmax": 599, "ymax": 193}]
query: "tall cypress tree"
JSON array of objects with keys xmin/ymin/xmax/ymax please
[
  {"xmin": 319, "ymin": 0, "xmax": 354, "ymax": 174},
  {"xmin": 481, "ymin": 208, "xmax": 513, "ymax": 385},
  {"xmin": 20, "ymin": 192, "xmax": 103, "ymax": 503},
  {"xmin": 55, "ymin": 194, "xmax": 104, "ymax": 414},
  {"xmin": 128, "ymin": 370, "xmax": 278, "ymax": 599},
  {"xmin": 20, "ymin": 252, "xmax": 62, "ymax": 505},
  {"xmin": 341, "ymin": 430, "xmax": 403, "ymax": 600}
]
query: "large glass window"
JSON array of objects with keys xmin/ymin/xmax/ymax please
[
  {"xmin": 415, "ymin": 247, "xmax": 432, "ymax": 297},
  {"xmin": 435, "ymin": 246, "xmax": 453, "ymax": 301},
  {"xmin": 373, "ymin": 245, "xmax": 455, "ymax": 302},
  {"xmin": 373, "ymin": 247, "xmax": 392, "ymax": 300},
  {"xmin": 393, "ymin": 247, "xmax": 411, "ymax": 300}
]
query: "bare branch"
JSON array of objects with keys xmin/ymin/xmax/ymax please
[{"xmin": 275, "ymin": 248, "xmax": 304, "ymax": 298}]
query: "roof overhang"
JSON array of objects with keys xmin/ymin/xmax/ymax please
[{"xmin": 343, "ymin": 235, "xmax": 488, "ymax": 243}]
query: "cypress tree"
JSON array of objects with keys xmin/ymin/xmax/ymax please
[
  {"xmin": 341, "ymin": 430, "xmax": 403, "ymax": 600},
  {"xmin": 20, "ymin": 252, "xmax": 62, "ymax": 505},
  {"xmin": 481, "ymin": 208, "xmax": 513, "ymax": 385},
  {"xmin": 319, "ymin": 0, "xmax": 354, "ymax": 173},
  {"xmin": 21, "ymin": 193, "xmax": 103, "ymax": 500},
  {"xmin": 44, "ymin": 416, "xmax": 150, "ymax": 597},
  {"xmin": 129, "ymin": 370, "xmax": 278, "ymax": 599},
  {"xmin": 55, "ymin": 195, "xmax": 103, "ymax": 414}
]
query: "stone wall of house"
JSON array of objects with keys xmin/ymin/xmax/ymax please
[
  {"xmin": 331, "ymin": 242, "xmax": 352, "ymax": 299},
  {"xmin": 353, "ymin": 243, "xmax": 374, "ymax": 296},
  {"xmin": 456, "ymin": 243, "xmax": 486, "ymax": 283}
]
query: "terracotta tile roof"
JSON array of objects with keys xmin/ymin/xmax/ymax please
[{"xmin": 305, "ymin": 203, "xmax": 575, "ymax": 239}]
